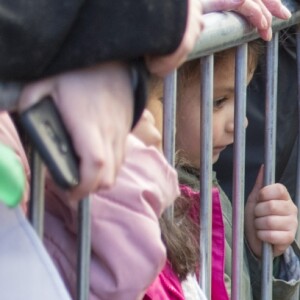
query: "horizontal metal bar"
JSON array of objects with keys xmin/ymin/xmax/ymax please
[{"xmin": 189, "ymin": 1, "xmax": 300, "ymax": 60}]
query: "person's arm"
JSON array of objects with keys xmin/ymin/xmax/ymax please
[
  {"xmin": 1, "ymin": 0, "xmax": 290, "ymax": 81},
  {"xmin": 0, "ymin": 0, "xmax": 188, "ymax": 81},
  {"xmin": 44, "ymin": 135, "xmax": 180, "ymax": 300}
]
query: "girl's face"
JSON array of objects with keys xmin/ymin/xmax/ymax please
[{"xmin": 176, "ymin": 50, "xmax": 254, "ymax": 168}]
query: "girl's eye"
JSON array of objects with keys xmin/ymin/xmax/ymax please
[{"xmin": 213, "ymin": 97, "xmax": 227, "ymax": 110}]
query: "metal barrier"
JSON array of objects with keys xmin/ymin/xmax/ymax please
[
  {"xmin": 2, "ymin": 1, "xmax": 300, "ymax": 299},
  {"xmin": 29, "ymin": 148, "xmax": 91, "ymax": 300},
  {"xmin": 163, "ymin": 1, "xmax": 300, "ymax": 299}
]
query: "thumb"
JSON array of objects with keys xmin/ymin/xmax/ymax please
[{"xmin": 248, "ymin": 165, "xmax": 264, "ymax": 203}]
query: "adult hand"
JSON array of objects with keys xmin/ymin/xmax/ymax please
[
  {"xmin": 18, "ymin": 62, "xmax": 134, "ymax": 201},
  {"xmin": 145, "ymin": 0, "xmax": 291, "ymax": 77},
  {"xmin": 203, "ymin": 0, "xmax": 291, "ymax": 41},
  {"xmin": 245, "ymin": 166, "xmax": 298, "ymax": 257}
]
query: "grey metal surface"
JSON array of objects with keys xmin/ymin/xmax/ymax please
[
  {"xmin": 262, "ymin": 32, "xmax": 279, "ymax": 300},
  {"xmin": 77, "ymin": 197, "xmax": 91, "ymax": 300},
  {"xmin": 189, "ymin": 1, "xmax": 300, "ymax": 60},
  {"xmin": 295, "ymin": 24, "xmax": 300, "ymax": 258},
  {"xmin": 29, "ymin": 149, "xmax": 45, "ymax": 238},
  {"xmin": 291, "ymin": 25, "xmax": 300, "ymax": 300},
  {"xmin": 199, "ymin": 55, "xmax": 213, "ymax": 298},
  {"xmin": 231, "ymin": 43, "xmax": 248, "ymax": 300},
  {"xmin": 163, "ymin": 71, "xmax": 177, "ymax": 220}
]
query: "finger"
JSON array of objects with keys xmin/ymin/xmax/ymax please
[
  {"xmin": 254, "ymin": 0, "xmax": 273, "ymax": 25},
  {"xmin": 18, "ymin": 78, "xmax": 55, "ymax": 112},
  {"xmin": 256, "ymin": 229, "xmax": 296, "ymax": 245},
  {"xmin": 257, "ymin": 27, "xmax": 272, "ymax": 42},
  {"xmin": 258, "ymin": 183, "xmax": 291, "ymax": 202},
  {"xmin": 247, "ymin": 165, "xmax": 264, "ymax": 203},
  {"xmin": 253, "ymin": 0, "xmax": 273, "ymax": 41},
  {"xmin": 235, "ymin": 0, "xmax": 270, "ymax": 32},
  {"xmin": 254, "ymin": 199, "xmax": 297, "ymax": 217},
  {"xmin": 254, "ymin": 215, "xmax": 297, "ymax": 231},
  {"xmin": 112, "ymin": 133, "xmax": 127, "ymax": 179},
  {"xmin": 260, "ymin": 0, "xmax": 291, "ymax": 19},
  {"xmin": 98, "ymin": 135, "xmax": 116, "ymax": 189},
  {"xmin": 145, "ymin": 55, "xmax": 178, "ymax": 77},
  {"xmin": 69, "ymin": 126, "xmax": 107, "ymax": 201}
]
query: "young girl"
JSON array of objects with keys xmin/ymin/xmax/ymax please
[{"xmin": 142, "ymin": 42, "xmax": 300, "ymax": 299}]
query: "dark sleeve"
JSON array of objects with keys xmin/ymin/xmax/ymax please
[
  {"xmin": 0, "ymin": 0, "xmax": 187, "ymax": 81},
  {"xmin": 130, "ymin": 59, "xmax": 149, "ymax": 129},
  {"xmin": 246, "ymin": 242, "xmax": 300, "ymax": 300}
]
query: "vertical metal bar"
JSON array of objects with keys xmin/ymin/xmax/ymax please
[
  {"xmin": 231, "ymin": 43, "xmax": 248, "ymax": 300},
  {"xmin": 29, "ymin": 148, "xmax": 45, "ymax": 238},
  {"xmin": 77, "ymin": 197, "xmax": 91, "ymax": 300},
  {"xmin": 261, "ymin": 31, "xmax": 279, "ymax": 300},
  {"xmin": 200, "ymin": 55, "xmax": 213, "ymax": 299},
  {"xmin": 291, "ymin": 25, "xmax": 300, "ymax": 300},
  {"xmin": 292, "ymin": 25, "xmax": 300, "ymax": 242},
  {"xmin": 163, "ymin": 71, "xmax": 177, "ymax": 220}
]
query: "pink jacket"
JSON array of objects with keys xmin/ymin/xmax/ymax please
[
  {"xmin": 0, "ymin": 112, "xmax": 30, "ymax": 208},
  {"xmin": 44, "ymin": 135, "xmax": 180, "ymax": 300},
  {"xmin": 144, "ymin": 185, "xmax": 228, "ymax": 300}
]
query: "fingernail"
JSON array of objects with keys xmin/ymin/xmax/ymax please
[
  {"xmin": 281, "ymin": 5, "xmax": 291, "ymax": 19},
  {"xmin": 266, "ymin": 28, "xmax": 272, "ymax": 41}
]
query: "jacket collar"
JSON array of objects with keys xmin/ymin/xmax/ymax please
[{"xmin": 177, "ymin": 165, "xmax": 218, "ymax": 189}]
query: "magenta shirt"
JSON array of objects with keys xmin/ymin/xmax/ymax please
[{"xmin": 145, "ymin": 185, "xmax": 229, "ymax": 300}]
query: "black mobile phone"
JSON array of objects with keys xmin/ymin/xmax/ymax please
[{"xmin": 19, "ymin": 96, "xmax": 79, "ymax": 189}]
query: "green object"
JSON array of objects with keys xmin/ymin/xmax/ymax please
[{"xmin": 0, "ymin": 143, "xmax": 25, "ymax": 207}]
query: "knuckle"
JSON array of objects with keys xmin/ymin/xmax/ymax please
[
  {"xmin": 275, "ymin": 183, "xmax": 287, "ymax": 196},
  {"xmin": 90, "ymin": 153, "xmax": 105, "ymax": 168},
  {"xmin": 264, "ymin": 217, "xmax": 273, "ymax": 228},
  {"xmin": 267, "ymin": 201, "xmax": 277, "ymax": 214}
]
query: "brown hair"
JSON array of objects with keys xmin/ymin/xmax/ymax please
[
  {"xmin": 177, "ymin": 39, "xmax": 264, "ymax": 95},
  {"xmin": 160, "ymin": 195, "xmax": 199, "ymax": 280}
]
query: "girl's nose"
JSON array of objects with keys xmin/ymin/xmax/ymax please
[
  {"xmin": 226, "ymin": 116, "xmax": 248, "ymax": 133},
  {"xmin": 226, "ymin": 119, "xmax": 234, "ymax": 133}
]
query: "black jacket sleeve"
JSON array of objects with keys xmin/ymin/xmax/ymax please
[{"xmin": 0, "ymin": 0, "xmax": 187, "ymax": 81}]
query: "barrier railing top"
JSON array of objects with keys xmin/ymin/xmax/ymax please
[{"xmin": 188, "ymin": 0, "xmax": 300, "ymax": 60}]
